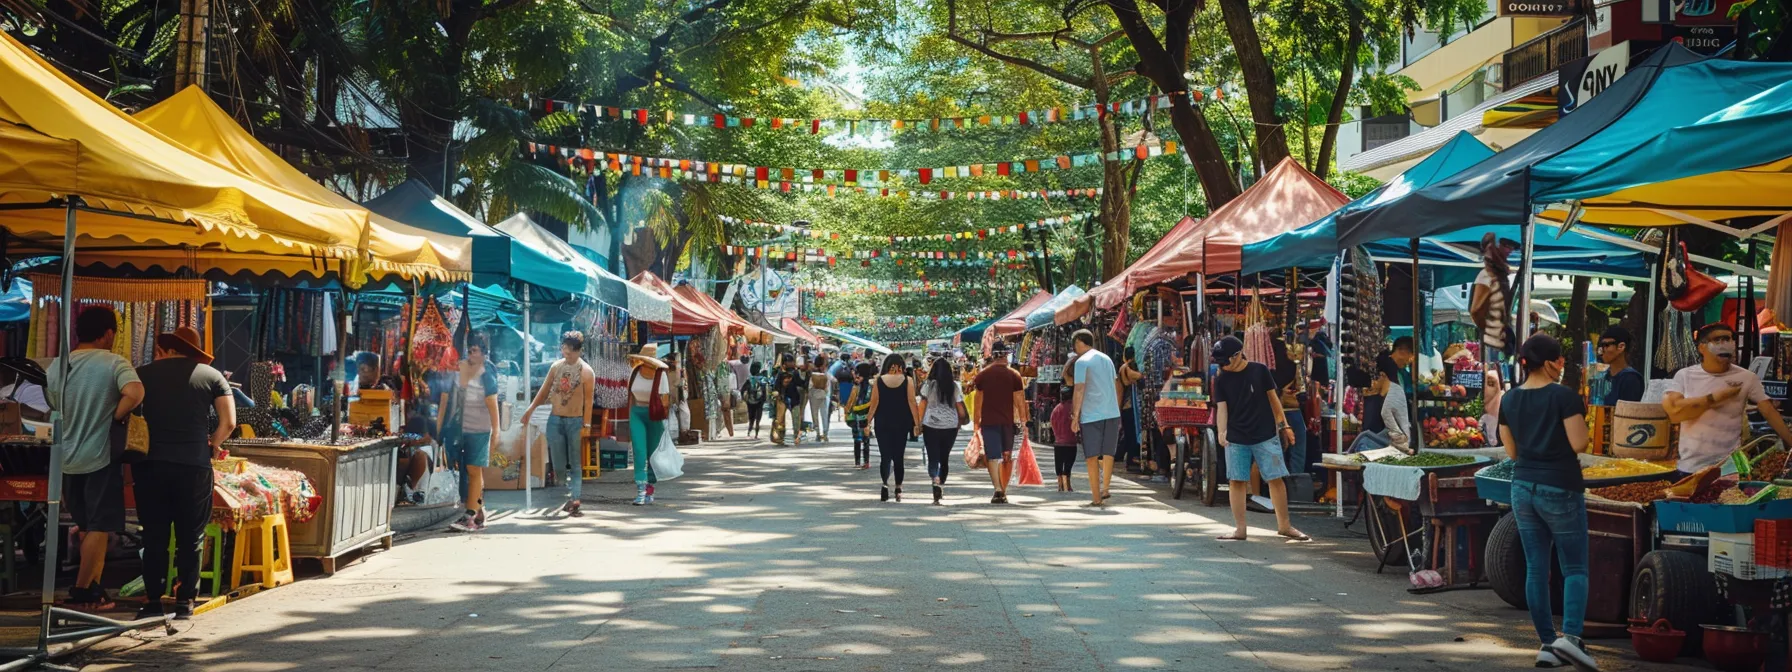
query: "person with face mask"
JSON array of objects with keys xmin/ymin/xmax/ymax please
[
  {"xmin": 1498, "ymin": 333, "xmax": 1595, "ymax": 671},
  {"xmin": 1662, "ymin": 323, "xmax": 1792, "ymax": 476}
]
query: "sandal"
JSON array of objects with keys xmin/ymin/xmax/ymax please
[
  {"xmin": 1278, "ymin": 530, "xmax": 1312, "ymax": 542},
  {"xmin": 1217, "ymin": 532, "xmax": 1247, "ymax": 541}
]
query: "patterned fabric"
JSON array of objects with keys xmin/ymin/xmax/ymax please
[{"xmin": 1139, "ymin": 328, "xmax": 1178, "ymax": 433}]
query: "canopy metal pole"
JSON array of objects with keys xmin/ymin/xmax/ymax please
[
  {"xmin": 1330, "ymin": 255, "xmax": 1345, "ymax": 518},
  {"xmin": 1644, "ymin": 261, "xmax": 1658, "ymax": 378},
  {"xmin": 1517, "ymin": 218, "xmax": 1536, "ymax": 344},
  {"xmin": 330, "ymin": 276, "xmax": 350, "ymax": 444},
  {"xmin": 1409, "ymin": 238, "xmax": 1421, "ymax": 441},
  {"xmin": 521, "ymin": 291, "xmax": 533, "ymax": 510},
  {"xmin": 41, "ymin": 200, "xmax": 76, "ymax": 651}
]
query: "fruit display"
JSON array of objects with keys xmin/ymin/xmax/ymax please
[
  {"xmin": 1750, "ymin": 450, "xmax": 1789, "ymax": 482},
  {"xmin": 1375, "ymin": 453, "xmax": 1477, "ymax": 468},
  {"xmin": 1418, "ymin": 370, "xmax": 1473, "ymax": 399},
  {"xmin": 1581, "ymin": 459, "xmax": 1674, "ymax": 480},
  {"xmin": 1422, "ymin": 415, "xmax": 1486, "ymax": 448}
]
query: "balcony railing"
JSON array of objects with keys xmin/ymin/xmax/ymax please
[{"xmin": 1501, "ymin": 19, "xmax": 1586, "ymax": 90}]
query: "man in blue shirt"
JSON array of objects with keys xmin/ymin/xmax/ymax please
[
  {"xmin": 1070, "ymin": 329, "xmax": 1121, "ymax": 506},
  {"xmin": 830, "ymin": 352, "xmax": 856, "ymax": 417},
  {"xmin": 1598, "ymin": 326, "xmax": 1645, "ymax": 406}
]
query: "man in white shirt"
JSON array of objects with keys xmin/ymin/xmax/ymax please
[{"xmin": 1662, "ymin": 323, "xmax": 1792, "ymax": 475}]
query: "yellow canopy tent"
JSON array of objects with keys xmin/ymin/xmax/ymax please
[
  {"xmin": 0, "ymin": 30, "xmax": 368, "ymax": 262},
  {"xmin": 1538, "ymin": 156, "xmax": 1792, "ymax": 233},
  {"xmin": 123, "ymin": 87, "xmax": 470, "ymax": 283}
]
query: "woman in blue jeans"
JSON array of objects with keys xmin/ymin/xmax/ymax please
[
  {"xmin": 626, "ymin": 344, "xmax": 672, "ymax": 505},
  {"xmin": 1497, "ymin": 334, "xmax": 1597, "ymax": 672}
]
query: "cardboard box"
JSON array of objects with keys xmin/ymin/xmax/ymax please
[{"xmin": 480, "ymin": 424, "xmax": 548, "ymax": 490}]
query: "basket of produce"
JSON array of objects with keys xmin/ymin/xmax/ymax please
[
  {"xmin": 1587, "ymin": 479, "xmax": 1674, "ymax": 505},
  {"xmin": 1153, "ymin": 404, "xmax": 1210, "ymax": 428},
  {"xmin": 1372, "ymin": 452, "xmax": 1489, "ymax": 474},
  {"xmin": 1476, "ymin": 459, "xmax": 1515, "ymax": 503},
  {"xmin": 1656, "ymin": 477, "xmax": 1792, "ymax": 534}
]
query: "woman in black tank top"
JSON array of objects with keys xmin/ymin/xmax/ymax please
[{"xmin": 868, "ymin": 353, "xmax": 919, "ymax": 501}]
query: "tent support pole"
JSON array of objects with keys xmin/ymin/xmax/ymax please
[
  {"xmin": 41, "ymin": 200, "xmax": 76, "ymax": 651},
  {"xmin": 1409, "ymin": 238, "xmax": 1421, "ymax": 442},
  {"xmin": 522, "ymin": 291, "xmax": 533, "ymax": 511},
  {"xmin": 1517, "ymin": 216, "xmax": 1536, "ymax": 345},
  {"xmin": 1644, "ymin": 261, "xmax": 1657, "ymax": 377},
  {"xmin": 1330, "ymin": 256, "xmax": 1345, "ymax": 519}
]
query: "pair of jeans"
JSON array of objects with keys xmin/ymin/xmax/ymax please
[
  {"xmin": 1510, "ymin": 479, "xmax": 1590, "ymax": 644},
  {"xmin": 922, "ymin": 426, "xmax": 958, "ymax": 483},
  {"xmin": 544, "ymin": 414, "xmax": 584, "ymax": 500},
  {"xmin": 1283, "ymin": 409, "xmax": 1308, "ymax": 475},
  {"xmin": 134, "ymin": 461, "xmax": 214, "ymax": 602},
  {"xmin": 849, "ymin": 418, "xmax": 870, "ymax": 464},
  {"xmin": 1349, "ymin": 429, "xmax": 1391, "ymax": 453},
  {"xmin": 875, "ymin": 422, "xmax": 910, "ymax": 486},
  {"xmin": 745, "ymin": 402, "xmax": 764, "ymax": 433},
  {"xmin": 809, "ymin": 390, "xmax": 832, "ymax": 437},
  {"xmin": 629, "ymin": 406, "xmax": 664, "ymax": 485}
]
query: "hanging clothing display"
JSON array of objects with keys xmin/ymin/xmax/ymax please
[
  {"xmin": 1341, "ymin": 247, "xmax": 1385, "ymax": 380},
  {"xmin": 1243, "ymin": 296, "xmax": 1274, "ymax": 365},
  {"xmin": 1138, "ymin": 326, "xmax": 1179, "ymax": 434},
  {"xmin": 257, "ymin": 288, "xmax": 339, "ymax": 357},
  {"xmin": 26, "ymin": 274, "xmax": 208, "ymax": 365}
]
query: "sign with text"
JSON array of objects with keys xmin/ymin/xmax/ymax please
[
  {"xmin": 1671, "ymin": 25, "xmax": 1736, "ymax": 53},
  {"xmin": 1559, "ymin": 42, "xmax": 1631, "ymax": 114},
  {"xmin": 1452, "ymin": 370, "xmax": 1487, "ymax": 390},
  {"xmin": 1674, "ymin": 0, "xmax": 1742, "ymax": 25},
  {"xmin": 1501, "ymin": 0, "xmax": 1581, "ymax": 16}
]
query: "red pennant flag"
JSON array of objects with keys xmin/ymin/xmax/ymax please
[
  {"xmin": 811, "ymin": 119, "xmax": 821, "ymax": 134},
  {"xmin": 755, "ymin": 166, "xmax": 768, "ymax": 181},
  {"xmin": 713, "ymin": 114, "xmax": 726, "ymax": 128},
  {"xmin": 997, "ymin": 163, "xmax": 1011, "ymax": 176},
  {"xmin": 844, "ymin": 169, "xmax": 857, "ymax": 184},
  {"xmin": 1019, "ymin": 111, "xmax": 1030, "ymax": 125},
  {"xmin": 918, "ymin": 168, "xmax": 932, "ymax": 185},
  {"xmin": 1136, "ymin": 144, "xmax": 1150, "ymax": 159},
  {"xmin": 635, "ymin": 108, "xmax": 649, "ymax": 125},
  {"xmin": 813, "ymin": 169, "xmax": 825, "ymax": 181},
  {"xmin": 741, "ymin": 117, "xmax": 755, "ymax": 128}
]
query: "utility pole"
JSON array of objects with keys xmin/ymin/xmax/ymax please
[{"xmin": 174, "ymin": 0, "xmax": 211, "ymax": 91}]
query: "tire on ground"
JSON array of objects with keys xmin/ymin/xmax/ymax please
[
  {"xmin": 1485, "ymin": 513, "xmax": 1526, "ymax": 609},
  {"xmin": 1631, "ymin": 549, "xmax": 1718, "ymax": 655}
]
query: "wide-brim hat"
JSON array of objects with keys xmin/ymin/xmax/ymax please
[
  {"xmin": 628, "ymin": 343, "xmax": 667, "ymax": 370},
  {"xmin": 156, "ymin": 327, "xmax": 213, "ymax": 364}
]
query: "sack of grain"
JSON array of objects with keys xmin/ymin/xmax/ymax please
[{"xmin": 1612, "ymin": 400, "xmax": 1670, "ymax": 459}]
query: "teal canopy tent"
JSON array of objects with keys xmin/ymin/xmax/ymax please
[
  {"xmin": 1025, "ymin": 285, "xmax": 1084, "ymax": 331},
  {"xmin": 813, "ymin": 325, "xmax": 893, "ymax": 355},
  {"xmin": 364, "ymin": 180, "xmax": 591, "ymax": 298}
]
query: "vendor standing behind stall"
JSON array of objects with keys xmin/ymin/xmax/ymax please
[
  {"xmin": 1597, "ymin": 326, "xmax": 1644, "ymax": 406},
  {"xmin": 1662, "ymin": 323, "xmax": 1792, "ymax": 476},
  {"xmin": 1498, "ymin": 333, "xmax": 1597, "ymax": 671}
]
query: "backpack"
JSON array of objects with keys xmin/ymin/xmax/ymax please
[
  {"xmin": 742, "ymin": 377, "xmax": 767, "ymax": 405},
  {"xmin": 832, "ymin": 363, "xmax": 854, "ymax": 384}
]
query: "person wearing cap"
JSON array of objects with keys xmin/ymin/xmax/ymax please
[
  {"xmin": 1210, "ymin": 336, "xmax": 1308, "ymax": 542},
  {"xmin": 1595, "ymin": 326, "xmax": 1644, "ymax": 406},
  {"xmin": 627, "ymin": 344, "xmax": 673, "ymax": 506},
  {"xmin": 1663, "ymin": 323, "xmax": 1792, "ymax": 475},
  {"xmin": 134, "ymin": 325, "xmax": 234, "ymax": 619}
]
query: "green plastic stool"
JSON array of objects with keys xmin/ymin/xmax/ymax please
[{"xmin": 165, "ymin": 522, "xmax": 226, "ymax": 598}]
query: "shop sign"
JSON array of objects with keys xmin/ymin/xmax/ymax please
[
  {"xmin": 1500, "ymin": 0, "xmax": 1581, "ymax": 15},
  {"xmin": 1674, "ymin": 0, "xmax": 1741, "ymax": 25},
  {"xmin": 1671, "ymin": 25, "xmax": 1735, "ymax": 53},
  {"xmin": 1451, "ymin": 370, "xmax": 1486, "ymax": 390},
  {"xmin": 1589, "ymin": 4, "xmax": 1614, "ymax": 39},
  {"xmin": 1559, "ymin": 42, "xmax": 1631, "ymax": 114}
]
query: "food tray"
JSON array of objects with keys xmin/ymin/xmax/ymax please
[{"xmin": 1656, "ymin": 499, "xmax": 1792, "ymax": 535}]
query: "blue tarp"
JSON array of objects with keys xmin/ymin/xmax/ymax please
[
  {"xmin": 813, "ymin": 325, "xmax": 892, "ymax": 355},
  {"xmin": 1337, "ymin": 45, "xmax": 1792, "ymax": 245},
  {"xmin": 0, "ymin": 278, "xmax": 29, "ymax": 323},
  {"xmin": 1025, "ymin": 285, "xmax": 1085, "ymax": 331},
  {"xmin": 954, "ymin": 318, "xmax": 996, "ymax": 345},
  {"xmin": 364, "ymin": 180, "xmax": 591, "ymax": 298},
  {"xmin": 492, "ymin": 213, "xmax": 629, "ymax": 309}
]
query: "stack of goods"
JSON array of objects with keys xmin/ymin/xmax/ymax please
[
  {"xmin": 1340, "ymin": 247, "xmax": 1384, "ymax": 379},
  {"xmin": 210, "ymin": 460, "xmax": 321, "ymax": 529},
  {"xmin": 1422, "ymin": 416, "xmax": 1486, "ymax": 448},
  {"xmin": 1589, "ymin": 481, "xmax": 1671, "ymax": 504},
  {"xmin": 1479, "ymin": 458, "xmax": 1516, "ymax": 480}
]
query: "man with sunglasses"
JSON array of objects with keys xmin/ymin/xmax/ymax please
[
  {"xmin": 1662, "ymin": 323, "xmax": 1792, "ymax": 476},
  {"xmin": 1595, "ymin": 326, "xmax": 1645, "ymax": 406}
]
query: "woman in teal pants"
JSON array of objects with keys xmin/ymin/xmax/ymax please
[{"xmin": 628, "ymin": 344, "xmax": 672, "ymax": 505}]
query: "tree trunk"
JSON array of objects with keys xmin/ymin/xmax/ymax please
[
  {"xmin": 1163, "ymin": 95, "xmax": 1242, "ymax": 207},
  {"xmin": 1090, "ymin": 60, "xmax": 1133, "ymax": 282},
  {"xmin": 1315, "ymin": 18, "xmax": 1364, "ymax": 180},
  {"xmin": 1217, "ymin": 0, "xmax": 1291, "ymax": 170},
  {"xmin": 1105, "ymin": 0, "xmax": 1240, "ymax": 208}
]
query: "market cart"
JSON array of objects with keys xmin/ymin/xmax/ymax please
[
  {"xmin": 1154, "ymin": 394, "xmax": 1219, "ymax": 505},
  {"xmin": 1358, "ymin": 452, "xmax": 1494, "ymax": 578}
]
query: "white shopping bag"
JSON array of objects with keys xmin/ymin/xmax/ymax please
[{"xmin": 649, "ymin": 421, "xmax": 685, "ymax": 480}]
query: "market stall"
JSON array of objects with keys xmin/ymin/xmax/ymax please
[
  {"xmin": 813, "ymin": 325, "xmax": 893, "ymax": 355},
  {"xmin": 980, "ymin": 290, "xmax": 1053, "ymax": 350}
]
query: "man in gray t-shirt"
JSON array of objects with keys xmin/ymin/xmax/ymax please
[{"xmin": 46, "ymin": 306, "xmax": 143, "ymax": 610}]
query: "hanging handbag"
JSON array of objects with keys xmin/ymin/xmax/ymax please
[
  {"xmin": 1669, "ymin": 242, "xmax": 1727, "ymax": 312},
  {"xmin": 1660, "ymin": 231, "xmax": 1690, "ymax": 301},
  {"xmin": 122, "ymin": 413, "xmax": 150, "ymax": 462},
  {"xmin": 645, "ymin": 368, "xmax": 668, "ymax": 421}
]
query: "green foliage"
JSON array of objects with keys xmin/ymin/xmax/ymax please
[{"xmin": 1329, "ymin": 171, "xmax": 1382, "ymax": 199}]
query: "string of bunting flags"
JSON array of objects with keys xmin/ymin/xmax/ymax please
[
  {"xmin": 798, "ymin": 278, "xmax": 1034, "ymax": 297},
  {"xmin": 718, "ymin": 212, "xmax": 1092, "ymax": 243},
  {"xmin": 722, "ymin": 244, "xmax": 1047, "ymax": 267},
  {"xmin": 525, "ymin": 89, "xmax": 1226, "ymax": 134},
  {"xmin": 803, "ymin": 311, "xmax": 992, "ymax": 331},
  {"xmin": 525, "ymin": 142, "xmax": 1180, "ymax": 188}
]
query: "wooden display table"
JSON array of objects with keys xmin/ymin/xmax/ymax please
[{"xmin": 223, "ymin": 436, "xmax": 399, "ymax": 573}]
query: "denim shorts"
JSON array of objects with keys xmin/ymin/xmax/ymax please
[
  {"xmin": 1225, "ymin": 437, "xmax": 1290, "ymax": 482},
  {"xmin": 980, "ymin": 424, "xmax": 1019, "ymax": 461},
  {"xmin": 446, "ymin": 431, "xmax": 492, "ymax": 468}
]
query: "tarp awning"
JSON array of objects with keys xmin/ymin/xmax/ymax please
[
  {"xmin": 629, "ymin": 272, "xmax": 719, "ymax": 335},
  {"xmin": 782, "ymin": 318, "xmax": 823, "ymax": 346},
  {"xmin": 1338, "ymin": 45, "xmax": 1792, "ymax": 246},
  {"xmin": 983, "ymin": 290, "xmax": 1054, "ymax": 348},
  {"xmin": 674, "ymin": 283, "xmax": 770, "ymax": 345},
  {"xmin": 1027, "ymin": 285, "xmax": 1084, "ymax": 330},
  {"xmin": 813, "ymin": 325, "xmax": 892, "ymax": 355},
  {"xmin": 953, "ymin": 318, "xmax": 996, "ymax": 346},
  {"xmin": 0, "ymin": 31, "xmax": 368, "ymax": 261},
  {"xmin": 492, "ymin": 213, "xmax": 629, "ymax": 309},
  {"xmin": 364, "ymin": 180, "xmax": 589, "ymax": 296},
  {"xmin": 128, "ymin": 86, "xmax": 464, "ymax": 282}
]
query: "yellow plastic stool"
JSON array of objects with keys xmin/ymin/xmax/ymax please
[
  {"xmin": 231, "ymin": 514, "xmax": 294, "ymax": 589},
  {"xmin": 582, "ymin": 433, "xmax": 603, "ymax": 479}
]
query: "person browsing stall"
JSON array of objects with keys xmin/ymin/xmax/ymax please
[
  {"xmin": 1597, "ymin": 326, "xmax": 1645, "ymax": 406},
  {"xmin": 523, "ymin": 332, "xmax": 596, "ymax": 517},
  {"xmin": 47, "ymin": 306, "xmax": 144, "ymax": 611},
  {"xmin": 1662, "ymin": 323, "xmax": 1792, "ymax": 475},
  {"xmin": 627, "ymin": 344, "xmax": 672, "ymax": 506},
  {"xmin": 1070, "ymin": 330, "xmax": 1121, "ymax": 506},
  {"xmin": 133, "ymin": 326, "xmax": 233, "ymax": 620},
  {"xmin": 1498, "ymin": 333, "xmax": 1597, "ymax": 671},
  {"xmin": 1210, "ymin": 336, "xmax": 1307, "ymax": 542}
]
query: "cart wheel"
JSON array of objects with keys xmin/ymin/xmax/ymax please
[
  {"xmin": 1171, "ymin": 430, "xmax": 1188, "ymax": 500},
  {"xmin": 1200, "ymin": 427, "xmax": 1220, "ymax": 507},
  {"xmin": 1485, "ymin": 513, "xmax": 1527, "ymax": 609},
  {"xmin": 1632, "ymin": 549, "xmax": 1719, "ymax": 655},
  {"xmin": 1366, "ymin": 497, "xmax": 1410, "ymax": 568}
]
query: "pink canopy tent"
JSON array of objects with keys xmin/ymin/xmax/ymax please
[
  {"xmin": 981, "ymin": 290, "xmax": 1054, "ymax": 349},
  {"xmin": 1074, "ymin": 158, "xmax": 1348, "ymax": 315},
  {"xmin": 674, "ymin": 283, "xmax": 772, "ymax": 344},
  {"xmin": 631, "ymin": 272, "xmax": 719, "ymax": 336},
  {"xmin": 782, "ymin": 318, "xmax": 823, "ymax": 346}
]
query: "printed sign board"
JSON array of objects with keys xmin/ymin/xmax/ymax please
[
  {"xmin": 1501, "ymin": 0, "xmax": 1581, "ymax": 16},
  {"xmin": 1559, "ymin": 42, "xmax": 1631, "ymax": 114}
]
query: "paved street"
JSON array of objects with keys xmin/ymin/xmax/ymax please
[{"xmin": 86, "ymin": 432, "xmax": 1689, "ymax": 671}]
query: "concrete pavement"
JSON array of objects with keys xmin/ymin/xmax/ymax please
[{"xmin": 82, "ymin": 431, "xmax": 1694, "ymax": 671}]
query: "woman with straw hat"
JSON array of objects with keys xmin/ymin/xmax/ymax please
[{"xmin": 628, "ymin": 344, "xmax": 673, "ymax": 505}]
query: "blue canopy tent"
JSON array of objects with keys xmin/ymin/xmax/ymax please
[
  {"xmin": 0, "ymin": 277, "xmax": 29, "ymax": 323},
  {"xmin": 364, "ymin": 180, "xmax": 591, "ymax": 300},
  {"xmin": 813, "ymin": 325, "xmax": 893, "ymax": 355},
  {"xmin": 1025, "ymin": 285, "xmax": 1085, "ymax": 331},
  {"xmin": 953, "ymin": 318, "xmax": 996, "ymax": 346}
]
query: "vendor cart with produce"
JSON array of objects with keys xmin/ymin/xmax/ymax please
[
  {"xmin": 1154, "ymin": 372, "xmax": 1220, "ymax": 504},
  {"xmin": 1353, "ymin": 450, "xmax": 1498, "ymax": 587}
]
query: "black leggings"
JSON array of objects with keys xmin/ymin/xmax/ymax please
[
  {"xmin": 850, "ymin": 418, "xmax": 870, "ymax": 464},
  {"xmin": 746, "ymin": 402, "xmax": 764, "ymax": 432},
  {"xmin": 1054, "ymin": 445, "xmax": 1077, "ymax": 477},
  {"xmin": 922, "ymin": 426, "xmax": 958, "ymax": 484},
  {"xmin": 875, "ymin": 423, "xmax": 910, "ymax": 486}
]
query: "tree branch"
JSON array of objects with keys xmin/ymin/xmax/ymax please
[
  {"xmin": 674, "ymin": 0, "xmax": 812, "ymax": 55},
  {"xmin": 948, "ymin": 0, "xmax": 1094, "ymax": 89}
]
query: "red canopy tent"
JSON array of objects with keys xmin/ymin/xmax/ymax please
[
  {"xmin": 674, "ymin": 283, "xmax": 772, "ymax": 344},
  {"xmin": 1074, "ymin": 158, "xmax": 1349, "ymax": 315},
  {"xmin": 631, "ymin": 272, "xmax": 719, "ymax": 335},
  {"xmin": 981, "ymin": 290, "xmax": 1054, "ymax": 349},
  {"xmin": 782, "ymin": 318, "xmax": 823, "ymax": 346}
]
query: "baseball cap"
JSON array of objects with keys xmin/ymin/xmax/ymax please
[{"xmin": 1210, "ymin": 336, "xmax": 1244, "ymax": 363}]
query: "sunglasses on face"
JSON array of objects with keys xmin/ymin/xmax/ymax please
[
  {"xmin": 1703, "ymin": 335, "xmax": 1736, "ymax": 344},
  {"xmin": 1598, "ymin": 341, "xmax": 1620, "ymax": 348}
]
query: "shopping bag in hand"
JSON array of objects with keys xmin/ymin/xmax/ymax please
[
  {"xmin": 1015, "ymin": 435, "xmax": 1044, "ymax": 486},
  {"xmin": 650, "ymin": 422, "xmax": 685, "ymax": 480},
  {"xmin": 964, "ymin": 430, "xmax": 987, "ymax": 469}
]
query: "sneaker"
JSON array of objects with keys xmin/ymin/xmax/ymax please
[
  {"xmin": 933, "ymin": 485, "xmax": 943, "ymax": 504},
  {"xmin": 67, "ymin": 585, "xmax": 114, "ymax": 611},
  {"xmin": 881, "ymin": 485, "xmax": 890, "ymax": 502},
  {"xmin": 1548, "ymin": 636, "xmax": 1598, "ymax": 672},
  {"xmin": 171, "ymin": 599, "xmax": 194, "ymax": 621},
  {"xmin": 632, "ymin": 493, "xmax": 647, "ymax": 506},
  {"xmin": 565, "ymin": 500, "xmax": 584, "ymax": 518},
  {"xmin": 449, "ymin": 514, "xmax": 477, "ymax": 532},
  {"xmin": 474, "ymin": 509, "xmax": 486, "ymax": 527},
  {"xmin": 408, "ymin": 489, "xmax": 425, "ymax": 505},
  {"xmin": 1535, "ymin": 645, "xmax": 1566, "ymax": 668},
  {"xmin": 135, "ymin": 604, "xmax": 166, "ymax": 620}
]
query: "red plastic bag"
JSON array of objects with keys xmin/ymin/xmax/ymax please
[{"xmin": 1015, "ymin": 436, "xmax": 1044, "ymax": 486}]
